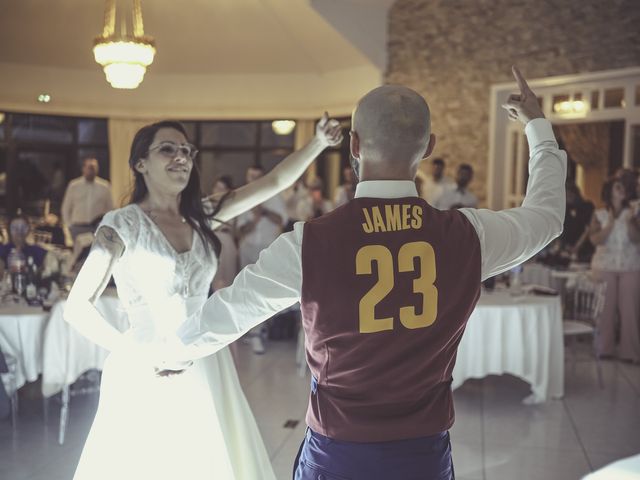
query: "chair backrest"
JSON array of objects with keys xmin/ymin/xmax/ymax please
[
  {"xmin": 33, "ymin": 229, "xmax": 53, "ymax": 245},
  {"xmin": 571, "ymin": 274, "xmax": 607, "ymax": 326}
]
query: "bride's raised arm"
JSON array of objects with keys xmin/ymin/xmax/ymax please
[{"xmin": 212, "ymin": 113, "xmax": 343, "ymax": 224}]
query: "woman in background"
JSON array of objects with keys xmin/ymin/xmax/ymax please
[{"xmin": 589, "ymin": 177, "xmax": 640, "ymax": 363}]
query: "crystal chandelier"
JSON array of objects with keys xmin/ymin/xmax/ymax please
[{"xmin": 93, "ymin": 0, "xmax": 156, "ymax": 89}]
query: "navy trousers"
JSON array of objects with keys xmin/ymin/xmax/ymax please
[{"xmin": 293, "ymin": 428, "xmax": 455, "ymax": 480}]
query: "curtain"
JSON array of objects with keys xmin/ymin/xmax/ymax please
[
  {"xmin": 554, "ymin": 122, "xmax": 611, "ymax": 169},
  {"xmin": 108, "ymin": 118, "xmax": 157, "ymax": 207}
]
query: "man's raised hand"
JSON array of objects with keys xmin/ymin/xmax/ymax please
[{"xmin": 501, "ymin": 66, "xmax": 545, "ymax": 125}]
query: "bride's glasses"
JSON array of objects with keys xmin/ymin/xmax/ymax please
[{"xmin": 148, "ymin": 142, "xmax": 199, "ymax": 160}]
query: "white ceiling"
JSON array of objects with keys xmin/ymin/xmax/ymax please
[
  {"xmin": 0, "ymin": 0, "xmax": 394, "ymax": 118},
  {"xmin": 0, "ymin": 0, "xmax": 369, "ymax": 74}
]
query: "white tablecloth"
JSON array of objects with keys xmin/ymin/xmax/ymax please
[
  {"xmin": 452, "ymin": 290, "xmax": 564, "ymax": 403},
  {"xmin": 0, "ymin": 303, "xmax": 49, "ymax": 390},
  {"xmin": 41, "ymin": 291, "xmax": 129, "ymax": 397}
]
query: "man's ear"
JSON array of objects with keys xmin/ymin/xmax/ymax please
[
  {"xmin": 349, "ymin": 130, "xmax": 360, "ymax": 160},
  {"xmin": 423, "ymin": 134, "xmax": 436, "ymax": 159}
]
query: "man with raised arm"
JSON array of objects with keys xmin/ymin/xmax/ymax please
[{"xmin": 179, "ymin": 67, "xmax": 566, "ymax": 479}]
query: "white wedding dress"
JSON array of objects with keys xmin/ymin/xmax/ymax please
[{"xmin": 73, "ymin": 204, "xmax": 276, "ymax": 480}]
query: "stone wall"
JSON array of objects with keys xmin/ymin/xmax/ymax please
[{"xmin": 386, "ymin": 0, "xmax": 640, "ymax": 205}]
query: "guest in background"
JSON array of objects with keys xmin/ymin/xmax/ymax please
[
  {"xmin": 615, "ymin": 167, "xmax": 639, "ymax": 202},
  {"xmin": 34, "ymin": 213, "xmax": 67, "ymax": 247},
  {"xmin": 559, "ymin": 182, "xmax": 595, "ymax": 262},
  {"xmin": 334, "ymin": 166, "xmax": 356, "ymax": 207},
  {"xmin": 298, "ymin": 177, "xmax": 333, "ymax": 219},
  {"xmin": 283, "ymin": 178, "xmax": 311, "ymax": 231},
  {"xmin": 434, "ymin": 163, "xmax": 478, "ymax": 210},
  {"xmin": 589, "ymin": 178, "xmax": 640, "ymax": 363},
  {"xmin": 236, "ymin": 165, "xmax": 288, "ymax": 354},
  {"xmin": 61, "ymin": 157, "xmax": 113, "ymax": 242},
  {"xmin": 417, "ymin": 157, "xmax": 455, "ymax": 206},
  {"xmin": 0, "ymin": 348, "xmax": 10, "ymax": 420},
  {"xmin": 0, "ymin": 214, "xmax": 49, "ymax": 278},
  {"xmin": 207, "ymin": 175, "xmax": 239, "ymax": 292}
]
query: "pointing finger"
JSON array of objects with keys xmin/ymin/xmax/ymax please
[{"xmin": 512, "ymin": 66, "xmax": 532, "ymax": 96}]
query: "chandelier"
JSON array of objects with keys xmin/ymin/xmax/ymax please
[
  {"xmin": 93, "ymin": 0, "xmax": 156, "ymax": 89},
  {"xmin": 271, "ymin": 120, "xmax": 296, "ymax": 135}
]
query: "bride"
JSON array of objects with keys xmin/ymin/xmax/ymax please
[{"xmin": 64, "ymin": 116, "xmax": 342, "ymax": 480}]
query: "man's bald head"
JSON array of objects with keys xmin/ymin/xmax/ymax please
[{"xmin": 351, "ymin": 85, "xmax": 431, "ymax": 168}]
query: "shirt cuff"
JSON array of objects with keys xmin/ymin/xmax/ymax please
[{"xmin": 524, "ymin": 118, "xmax": 556, "ymax": 150}]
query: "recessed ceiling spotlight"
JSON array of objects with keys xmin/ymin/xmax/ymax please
[{"xmin": 38, "ymin": 94, "xmax": 51, "ymax": 103}]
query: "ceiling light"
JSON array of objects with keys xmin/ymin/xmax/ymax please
[
  {"xmin": 272, "ymin": 120, "xmax": 296, "ymax": 135},
  {"xmin": 553, "ymin": 99, "xmax": 587, "ymax": 115},
  {"xmin": 93, "ymin": 0, "xmax": 156, "ymax": 89},
  {"xmin": 37, "ymin": 94, "xmax": 51, "ymax": 103}
]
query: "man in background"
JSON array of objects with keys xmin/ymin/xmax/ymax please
[
  {"xmin": 435, "ymin": 163, "xmax": 478, "ymax": 209},
  {"xmin": 417, "ymin": 157, "xmax": 455, "ymax": 206},
  {"xmin": 61, "ymin": 157, "xmax": 113, "ymax": 242}
]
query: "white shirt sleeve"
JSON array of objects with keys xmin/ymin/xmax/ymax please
[
  {"xmin": 459, "ymin": 118, "xmax": 567, "ymax": 281},
  {"xmin": 178, "ymin": 222, "xmax": 304, "ymax": 357}
]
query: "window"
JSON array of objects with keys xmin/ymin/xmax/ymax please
[
  {"xmin": 603, "ymin": 88, "xmax": 625, "ymax": 108},
  {"xmin": 1, "ymin": 113, "xmax": 109, "ymax": 216},
  {"xmin": 188, "ymin": 120, "xmax": 297, "ymax": 194}
]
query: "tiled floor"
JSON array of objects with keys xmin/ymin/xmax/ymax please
[{"xmin": 1, "ymin": 340, "xmax": 638, "ymax": 480}]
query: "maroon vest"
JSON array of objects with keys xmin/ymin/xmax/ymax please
[{"xmin": 301, "ymin": 197, "xmax": 481, "ymax": 442}]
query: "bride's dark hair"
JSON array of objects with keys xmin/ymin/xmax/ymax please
[{"xmin": 128, "ymin": 120, "xmax": 225, "ymax": 257}]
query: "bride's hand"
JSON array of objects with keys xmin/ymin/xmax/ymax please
[
  {"xmin": 316, "ymin": 112, "xmax": 343, "ymax": 147},
  {"xmin": 154, "ymin": 360, "xmax": 193, "ymax": 378}
]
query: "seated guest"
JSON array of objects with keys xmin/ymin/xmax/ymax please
[
  {"xmin": 589, "ymin": 178, "xmax": 640, "ymax": 363},
  {"xmin": 560, "ymin": 182, "xmax": 595, "ymax": 262},
  {"xmin": 0, "ymin": 214, "xmax": 49, "ymax": 278},
  {"xmin": 33, "ymin": 213, "xmax": 66, "ymax": 247},
  {"xmin": 434, "ymin": 163, "xmax": 478, "ymax": 210}
]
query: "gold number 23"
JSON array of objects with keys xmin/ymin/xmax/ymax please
[{"xmin": 355, "ymin": 241, "xmax": 438, "ymax": 333}]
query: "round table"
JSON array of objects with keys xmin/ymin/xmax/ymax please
[
  {"xmin": 452, "ymin": 289, "xmax": 564, "ymax": 404},
  {"xmin": 0, "ymin": 303, "xmax": 49, "ymax": 390}
]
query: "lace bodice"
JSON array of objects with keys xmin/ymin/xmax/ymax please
[{"xmin": 98, "ymin": 204, "xmax": 218, "ymax": 343}]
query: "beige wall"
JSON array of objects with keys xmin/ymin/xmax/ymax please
[{"xmin": 386, "ymin": 0, "xmax": 640, "ymax": 206}]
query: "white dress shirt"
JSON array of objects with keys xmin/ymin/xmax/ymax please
[
  {"xmin": 434, "ymin": 186, "xmax": 478, "ymax": 210},
  {"xmin": 180, "ymin": 118, "xmax": 567, "ymax": 355},
  {"xmin": 420, "ymin": 175, "xmax": 455, "ymax": 206},
  {"xmin": 61, "ymin": 177, "xmax": 114, "ymax": 225}
]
